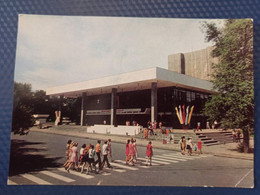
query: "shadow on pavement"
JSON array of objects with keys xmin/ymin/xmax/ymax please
[
  {"xmin": 9, "ymin": 139, "xmax": 62, "ymax": 176},
  {"xmin": 228, "ymin": 144, "xmax": 254, "ymax": 154}
]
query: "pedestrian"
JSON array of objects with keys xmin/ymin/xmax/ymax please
[
  {"xmin": 196, "ymin": 122, "xmax": 202, "ymax": 131},
  {"xmin": 213, "ymin": 120, "xmax": 218, "ymax": 129},
  {"xmin": 65, "ymin": 139, "xmax": 72, "ymax": 159},
  {"xmin": 64, "ymin": 141, "xmax": 74, "ymax": 169},
  {"xmin": 197, "ymin": 139, "xmax": 202, "ymax": 154},
  {"xmin": 79, "ymin": 144, "xmax": 86, "ymax": 164},
  {"xmin": 94, "ymin": 140, "xmax": 102, "ymax": 171},
  {"xmin": 186, "ymin": 138, "xmax": 192, "ymax": 156},
  {"xmin": 146, "ymin": 141, "xmax": 153, "ymax": 166},
  {"xmin": 206, "ymin": 121, "xmax": 211, "ymax": 129},
  {"xmin": 125, "ymin": 139, "xmax": 130, "ymax": 164},
  {"xmin": 147, "ymin": 121, "xmax": 154, "ymax": 135},
  {"xmin": 232, "ymin": 130, "xmax": 236, "ymax": 142},
  {"xmin": 194, "ymin": 144, "xmax": 197, "ymax": 153},
  {"xmin": 67, "ymin": 142, "xmax": 79, "ymax": 172},
  {"xmin": 153, "ymin": 120, "xmax": 157, "ymax": 131},
  {"xmin": 107, "ymin": 139, "xmax": 113, "ymax": 162},
  {"xmin": 144, "ymin": 128, "xmax": 149, "ymax": 139},
  {"xmin": 80, "ymin": 144, "xmax": 91, "ymax": 173},
  {"xmin": 236, "ymin": 131, "xmax": 241, "ymax": 143},
  {"xmin": 86, "ymin": 144, "xmax": 97, "ymax": 174},
  {"xmin": 128, "ymin": 138, "xmax": 135, "ymax": 166},
  {"xmin": 101, "ymin": 140, "xmax": 112, "ymax": 168},
  {"xmin": 159, "ymin": 122, "xmax": 162, "ymax": 129},
  {"xmin": 133, "ymin": 139, "xmax": 138, "ymax": 163},
  {"xmin": 179, "ymin": 136, "xmax": 186, "ymax": 155}
]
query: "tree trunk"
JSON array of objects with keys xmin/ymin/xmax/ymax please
[{"xmin": 243, "ymin": 129, "xmax": 249, "ymax": 153}]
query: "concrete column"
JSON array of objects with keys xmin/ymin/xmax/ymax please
[
  {"xmin": 80, "ymin": 92, "xmax": 87, "ymax": 126},
  {"xmin": 111, "ymin": 88, "xmax": 117, "ymax": 126},
  {"xmin": 151, "ymin": 82, "xmax": 158, "ymax": 123},
  {"xmin": 59, "ymin": 95, "xmax": 64, "ymax": 124}
]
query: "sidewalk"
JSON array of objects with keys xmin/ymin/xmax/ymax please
[{"xmin": 29, "ymin": 125, "xmax": 254, "ymax": 161}]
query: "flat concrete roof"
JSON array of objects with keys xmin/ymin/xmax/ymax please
[{"xmin": 46, "ymin": 67, "xmax": 213, "ymax": 97}]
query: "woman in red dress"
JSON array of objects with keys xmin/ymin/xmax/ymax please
[
  {"xmin": 125, "ymin": 139, "xmax": 130, "ymax": 164},
  {"xmin": 146, "ymin": 141, "xmax": 153, "ymax": 166},
  {"xmin": 128, "ymin": 139, "xmax": 135, "ymax": 166}
]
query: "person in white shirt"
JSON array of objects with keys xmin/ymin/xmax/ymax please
[
  {"xmin": 101, "ymin": 141, "xmax": 112, "ymax": 168},
  {"xmin": 86, "ymin": 145, "xmax": 97, "ymax": 174},
  {"xmin": 186, "ymin": 138, "xmax": 193, "ymax": 156}
]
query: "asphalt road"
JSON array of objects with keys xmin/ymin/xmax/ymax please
[{"xmin": 8, "ymin": 131, "xmax": 254, "ymax": 187}]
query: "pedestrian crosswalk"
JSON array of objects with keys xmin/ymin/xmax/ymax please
[
  {"xmin": 8, "ymin": 152, "xmax": 212, "ymax": 185},
  {"xmin": 21, "ymin": 173, "xmax": 53, "ymax": 185}
]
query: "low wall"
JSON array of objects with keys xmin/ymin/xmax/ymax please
[
  {"xmin": 33, "ymin": 114, "xmax": 49, "ymax": 125},
  {"xmin": 86, "ymin": 125, "xmax": 142, "ymax": 136}
]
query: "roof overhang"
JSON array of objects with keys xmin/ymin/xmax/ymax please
[{"xmin": 46, "ymin": 67, "xmax": 214, "ymax": 98}]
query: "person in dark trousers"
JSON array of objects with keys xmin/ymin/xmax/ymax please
[
  {"xmin": 147, "ymin": 121, "xmax": 154, "ymax": 135},
  {"xmin": 86, "ymin": 144, "xmax": 97, "ymax": 174},
  {"xmin": 101, "ymin": 140, "xmax": 112, "ymax": 168},
  {"xmin": 94, "ymin": 140, "xmax": 102, "ymax": 171},
  {"xmin": 196, "ymin": 122, "xmax": 202, "ymax": 131}
]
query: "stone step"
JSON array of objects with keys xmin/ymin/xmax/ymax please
[
  {"xmin": 201, "ymin": 138, "xmax": 212, "ymax": 141},
  {"xmin": 203, "ymin": 140, "xmax": 219, "ymax": 144}
]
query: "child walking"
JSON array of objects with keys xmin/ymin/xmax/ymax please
[
  {"xmin": 146, "ymin": 141, "xmax": 153, "ymax": 166},
  {"xmin": 198, "ymin": 139, "xmax": 202, "ymax": 154}
]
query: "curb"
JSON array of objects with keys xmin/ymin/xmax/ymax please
[
  {"xmin": 29, "ymin": 128, "xmax": 254, "ymax": 161},
  {"xmin": 212, "ymin": 154, "xmax": 254, "ymax": 161}
]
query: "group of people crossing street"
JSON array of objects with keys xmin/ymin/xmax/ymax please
[
  {"xmin": 125, "ymin": 138, "xmax": 137, "ymax": 166},
  {"xmin": 125, "ymin": 138, "xmax": 153, "ymax": 166},
  {"xmin": 179, "ymin": 136, "xmax": 202, "ymax": 155},
  {"xmin": 64, "ymin": 137, "xmax": 156, "ymax": 175},
  {"xmin": 63, "ymin": 135, "xmax": 202, "ymax": 175},
  {"xmin": 64, "ymin": 139, "xmax": 113, "ymax": 174}
]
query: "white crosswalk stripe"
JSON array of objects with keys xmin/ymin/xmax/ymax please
[
  {"xmin": 115, "ymin": 160, "xmax": 150, "ymax": 169},
  {"xmin": 7, "ymin": 179, "xmax": 18, "ymax": 185},
  {"xmin": 113, "ymin": 169, "xmax": 126, "ymax": 173},
  {"xmin": 152, "ymin": 157, "xmax": 179, "ymax": 163},
  {"xmin": 41, "ymin": 170, "xmax": 75, "ymax": 183},
  {"xmin": 162, "ymin": 153, "xmax": 208, "ymax": 159},
  {"xmin": 21, "ymin": 174, "xmax": 52, "ymax": 185},
  {"xmin": 154, "ymin": 155, "xmax": 187, "ymax": 161},
  {"xmin": 162, "ymin": 153, "xmax": 197, "ymax": 159},
  {"xmin": 135, "ymin": 158, "xmax": 160, "ymax": 166},
  {"xmin": 101, "ymin": 171, "xmax": 112, "ymax": 176},
  {"xmin": 137, "ymin": 157, "xmax": 170, "ymax": 165},
  {"xmin": 57, "ymin": 168, "xmax": 94, "ymax": 179},
  {"xmin": 110, "ymin": 161, "xmax": 138, "ymax": 171}
]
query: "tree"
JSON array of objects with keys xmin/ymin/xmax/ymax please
[
  {"xmin": 202, "ymin": 19, "xmax": 254, "ymax": 153},
  {"xmin": 12, "ymin": 82, "xmax": 35, "ymax": 134},
  {"xmin": 32, "ymin": 90, "xmax": 50, "ymax": 114}
]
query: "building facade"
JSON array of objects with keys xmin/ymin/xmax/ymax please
[
  {"xmin": 46, "ymin": 66, "xmax": 214, "ymax": 129},
  {"xmin": 83, "ymin": 86, "xmax": 210, "ymax": 128},
  {"xmin": 168, "ymin": 46, "xmax": 219, "ymax": 81}
]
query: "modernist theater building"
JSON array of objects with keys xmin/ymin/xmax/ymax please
[{"xmin": 46, "ymin": 47, "xmax": 217, "ymax": 129}]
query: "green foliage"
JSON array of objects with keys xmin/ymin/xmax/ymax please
[
  {"xmin": 12, "ymin": 82, "xmax": 82, "ymax": 132},
  {"xmin": 202, "ymin": 19, "xmax": 253, "ymax": 152},
  {"xmin": 32, "ymin": 90, "xmax": 50, "ymax": 114},
  {"xmin": 12, "ymin": 82, "xmax": 35, "ymax": 134}
]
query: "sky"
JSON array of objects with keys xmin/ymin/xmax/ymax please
[{"xmin": 14, "ymin": 15, "xmax": 224, "ymax": 91}]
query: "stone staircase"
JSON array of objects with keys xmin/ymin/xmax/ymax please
[{"xmin": 195, "ymin": 130, "xmax": 234, "ymax": 146}]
